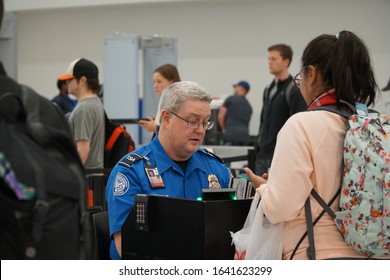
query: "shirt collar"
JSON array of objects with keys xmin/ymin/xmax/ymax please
[{"xmin": 150, "ymin": 137, "xmax": 206, "ymax": 175}]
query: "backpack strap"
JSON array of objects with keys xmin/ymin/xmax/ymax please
[
  {"xmin": 264, "ymin": 79, "xmax": 294, "ymax": 106},
  {"xmin": 290, "ymin": 188, "xmax": 340, "ymax": 260},
  {"xmin": 284, "ymin": 80, "xmax": 295, "ymax": 107},
  {"xmin": 68, "ymin": 162, "xmax": 91, "ymax": 259},
  {"xmin": 308, "ymin": 99, "xmax": 383, "ymax": 118},
  {"xmin": 310, "ymin": 189, "xmax": 338, "ymax": 219},
  {"xmin": 304, "ymin": 197, "xmax": 316, "ymax": 260},
  {"xmin": 105, "ymin": 125, "xmax": 125, "ymax": 150},
  {"xmin": 310, "ymin": 104, "xmax": 353, "ymax": 119}
]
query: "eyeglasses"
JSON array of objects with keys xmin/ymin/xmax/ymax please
[
  {"xmin": 167, "ymin": 110, "xmax": 214, "ymax": 130},
  {"xmin": 293, "ymin": 68, "xmax": 306, "ymax": 88},
  {"xmin": 294, "ymin": 66, "xmax": 317, "ymax": 88},
  {"xmin": 293, "ymin": 72, "xmax": 301, "ymax": 88}
]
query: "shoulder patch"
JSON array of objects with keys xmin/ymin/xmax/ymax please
[
  {"xmin": 118, "ymin": 153, "xmax": 143, "ymax": 168},
  {"xmin": 198, "ymin": 148, "xmax": 224, "ymax": 163},
  {"xmin": 113, "ymin": 172, "xmax": 129, "ymax": 196}
]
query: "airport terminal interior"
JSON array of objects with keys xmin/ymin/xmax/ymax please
[{"xmin": 1, "ymin": 0, "xmax": 390, "ymax": 262}]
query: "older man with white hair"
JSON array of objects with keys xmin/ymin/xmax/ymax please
[{"xmin": 106, "ymin": 81, "xmax": 232, "ymax": 260}]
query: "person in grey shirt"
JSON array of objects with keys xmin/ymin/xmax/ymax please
[
  {"xmin": 218, "ymin": 80, "xmax": 253, "ymax": 146},
  {"xmin": 60, "ymin": 58, "xmax": 105, "ymax": 169}
]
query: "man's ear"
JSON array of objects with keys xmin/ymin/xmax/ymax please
[
  {"xmin": 78, "ymin": 76, "xmax": 87, "ymax": 86},
  {"xmin": 160, "ymin": 110, "xmax": 170, "ymax": 127},
  {"xmin": 283, "ymin": 58, "xmax": 290, "ymax": 68}
]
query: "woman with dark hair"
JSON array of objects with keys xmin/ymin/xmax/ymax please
[
  {"xmin": 244, "ymin": 31, "xmax": 384, "ymax": 259},
  {"xmin": 139, "ymin": 64, "xmax": 181, "ymax": 135}
]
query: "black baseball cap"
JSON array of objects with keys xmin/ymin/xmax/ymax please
[{"xmin": 58, "ymin": 58, "xmax": 99, "ymax": 80}]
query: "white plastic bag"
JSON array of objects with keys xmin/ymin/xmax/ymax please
[
  {"xmin": 231, "ymin": 192, "xmax": 284, "ymax": 260},
  {"xmin": 231, "ymin": 192, "xmax": 261, "ymax": 259}
]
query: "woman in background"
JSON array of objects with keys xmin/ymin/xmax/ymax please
[{"xmin": 139, "ymin": 64, "xmax": 181, "ymax": 135}]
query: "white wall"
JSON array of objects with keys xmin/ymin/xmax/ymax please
[
  {"xmin": 4, "ymin": 0, "xmax": 390, "ymax": 135},
  {"xmin": 5, "ymin": 0, "xmax": 204, "ymax": 11}
]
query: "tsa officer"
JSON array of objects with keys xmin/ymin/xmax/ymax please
[{"xmin": 106, "ymin": 81, "xmax": 232, "ymax": 260}]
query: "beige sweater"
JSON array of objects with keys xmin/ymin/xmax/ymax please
[{"xmin": 257, "ymin": 110, "xmax": 366, "ymax": 260}]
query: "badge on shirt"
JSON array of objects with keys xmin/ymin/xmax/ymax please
[
  {"xmin": 208, "ymin": 174, "xmax": 221, "ymax": 189},
  {"xmin": 144, "ymin": 164, "xmax": 165, "ymax": 188},
  {"xmin": 113, "ymin": 172, "xmax": 130, "ymax": 196}
]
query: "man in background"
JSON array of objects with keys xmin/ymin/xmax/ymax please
[
  {"xmin": 59, "ymin": 58, "xmax": 105, "ymax": 169},
  {"xmin": 51, "ymin": 77, "xmax": 77, "ymax": 115},
  {"xmin": 256, "ymin": 44, "xmax": 307, "ymax": 175},
  {"xmin": 218, "ymin": 80, "xmax": 252, "ymax": 146}
]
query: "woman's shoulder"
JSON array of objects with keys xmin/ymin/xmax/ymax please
[
  {"xmin": 281, "ymin": 110, "xmax": 346, "ymax": 140},
  {"xmin": 288, "ymin": 110, "xmax": 345, "ymax": 127}
]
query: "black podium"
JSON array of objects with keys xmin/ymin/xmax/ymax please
[{"xmin": 122, "ymin": 194, "xmax": 251, "ymax": 260}]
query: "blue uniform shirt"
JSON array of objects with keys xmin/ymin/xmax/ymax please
[{"xmin": 106, "ymin": 136, "xmax": 231, "ymax": 259}]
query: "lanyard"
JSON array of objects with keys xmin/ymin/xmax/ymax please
[{"xmin": 308, "ymin": 88, "xmax": 337, "ymax": 110}]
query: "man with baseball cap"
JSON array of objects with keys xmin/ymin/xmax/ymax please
[
  {"xmin": 62, "ymin": 58, "xmax": 105, "ymax": 169},
  {"xmin": 234, "ymin": 80, "xmax": 250, "ymax": 92},
  {"xmin": 217, "ymin": 80, "xmax": 253, "ymax": 146}
]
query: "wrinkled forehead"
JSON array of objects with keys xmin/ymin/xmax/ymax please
[{"xmin": 177, "ymin": 99, "xmax": 211, "ymax": 118}]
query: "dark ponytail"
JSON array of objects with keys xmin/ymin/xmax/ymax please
[{"xmin": 302, "ymin": 30, "xmax": 378, "ymax": 107}]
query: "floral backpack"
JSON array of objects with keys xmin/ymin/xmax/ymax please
[{"xmin": 291, "ymin": 102, "xmax": 390, "ymax": 259}]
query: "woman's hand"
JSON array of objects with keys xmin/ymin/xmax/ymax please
[
  {"xmin": 243, "ymin": 167, "xmax": 268, "ymax": 189},
  {"xmin": 139, "ymin": 117, "xmax": 157, "ymax": 133}
]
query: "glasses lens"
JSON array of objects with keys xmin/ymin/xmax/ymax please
[
  {"xmin": 186, "ymin": 120, "xmax": 197, "ymax": 129},
  {"xmin": 293, "ymin": 73, "xmax": 301, "ymax": 88}
]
